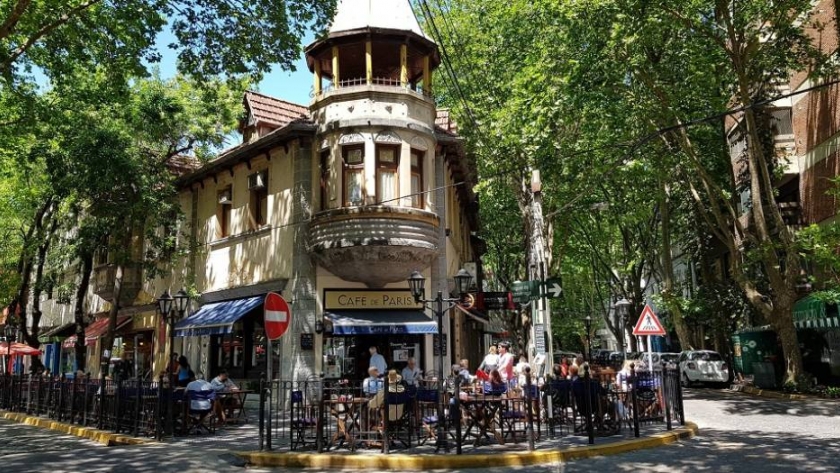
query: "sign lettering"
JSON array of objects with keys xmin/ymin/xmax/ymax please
[{"xmin": 324, "ymin": 290, "xmax": 421, "ymax": 310}]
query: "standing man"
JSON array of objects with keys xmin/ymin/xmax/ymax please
[
  {"xmin": 497, "ymin": 341, "xmax": 515, "ymax": 383},
  {"xmin": 369, "ymin": 346, "xmax": 387, "ymax": 376}
]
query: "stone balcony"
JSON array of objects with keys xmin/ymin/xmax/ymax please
[
  {"xmin": 93, "ymin": 263, "xmax": 143, "ymax": 304},
  {"xmin": 309, "ymin": 206, "xmax": 440, "ymax": 288}
]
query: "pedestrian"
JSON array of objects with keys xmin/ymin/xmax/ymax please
[
  {"xmin": 478, "ymin": 345, "xmax": 499, "ymax": 373},
  {"xmin": 497, "ymin": 341, "xmax": 514, "ymax": 383},
  {"xmin": 368, "ymin": 346, "xmax": 387, "ymax": 375},
  {"xmin": 176, "ymin": 356, "xmax": 193, "ymax": 387}
]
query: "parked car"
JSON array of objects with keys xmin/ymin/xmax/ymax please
[
  {"xmin": 593, "ymin": 349, "xmax": 612, "ymax": 363},
  {"xmin": 553, "ymin": 351, "xmax": 583, "ymax": 365},
  {"xmin": 609, "ymin": 351, "xmax": 626, "ymax": 363},
  {"xmin": 678, "ymin": 350, "xmax": 730, "ymax": 387}
]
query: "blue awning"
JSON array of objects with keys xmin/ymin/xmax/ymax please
[
  {"xmin": 174, "ymin": 296, "xmax": 263, "ymax": 337},
  {"xmin": 325, "ymin": 310, "xmax": 438, "ymax": 335}
]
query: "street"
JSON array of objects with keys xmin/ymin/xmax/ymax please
[{"xmin": 0, "ymin": 389, "xmax": 837, "ymax": 472}]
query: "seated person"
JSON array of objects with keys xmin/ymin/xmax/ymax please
[
  {"xmin": 401, "ymin": 357, "xmax": 421, "ymax": 386},
  {"xmin": 483, "ymin": 369, "xmax": 507, "ymax": 396},
  {"xmin": 210, "ymin": 370, "xmax": 240, "ymax": 423},
  {"xmin": 363, "ymin": 366, "xmax": 383, "ymax": 395},
  {"xmin": 185, "ymin": 374, "xmax": 215, "ymax": 424}
]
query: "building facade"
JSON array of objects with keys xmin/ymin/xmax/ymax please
[{"xmin": 28, "ymin": 0, "xmax": 483, "ymax": 382}]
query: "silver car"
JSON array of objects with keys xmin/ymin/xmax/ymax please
[{"xmin": 678, "ymin": 350, "xmax": 730, "ymax": 386}]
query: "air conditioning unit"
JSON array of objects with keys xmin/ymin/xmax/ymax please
[
  {"xmin": 218, "ymin": 189, "xmax": 232, "ymax": 205},
  {"xmin": 248, "ymin": 170, "xmax": 267, "ymax": 190}
]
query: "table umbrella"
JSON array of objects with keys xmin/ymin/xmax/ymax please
[{"xmin": 0, "ymin": 342, "xmax": 42, "ymax": 356}]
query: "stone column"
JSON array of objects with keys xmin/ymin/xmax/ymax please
[
  {"xmin": 281, "ymin": 139, "xmax": 317, "ymax": 381},
  {"xmin": 431, "ymin": 148, "xmax": 450, "ymax": 370}
]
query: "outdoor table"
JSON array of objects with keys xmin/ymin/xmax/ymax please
[
  {"xmin": 459, "ymin": 395, "xmax": 505, "ymax": 446},
  {"xmin": 216, "ymin": 389, "xmax": 253, "ymax": 423},
  {"xmin": 324, "ymin": 396, "xmax": 368, "ymax": 450}
]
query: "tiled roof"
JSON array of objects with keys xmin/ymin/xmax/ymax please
[
  {"xmin": 166, "ymin": 155, "xmax": 201, "ymax": 176},
  {"xmin": 435, "ymin": 108, "xmax": 458, "ymax": 135},
  {"xmin": 243, "ymin": 91, "xmax": 310, "ymax": 130}
]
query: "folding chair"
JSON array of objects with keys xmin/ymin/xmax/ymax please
[{"xmin": 186, "ymin": 389, "xmax": 216, "ymax": 435}]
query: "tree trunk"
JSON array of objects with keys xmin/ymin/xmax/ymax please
[
  {"xmin": 659, "ymin": 182, "xmax": 693, "ymax": 350},
  {"xmin": 771, "ymin": 291, "xmax": 803, "ymax": 384},
  {"xmin": 101, "ymin": 262, "xmax": 124, "ymax": 371},
  {"xmin": 73, "ymin": 253, "xmax": 93, "ymax": 373}
]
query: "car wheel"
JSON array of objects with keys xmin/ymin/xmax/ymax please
[{"xmin": 681, "ymin": 373, "xmax": 691, "ymax": 388}]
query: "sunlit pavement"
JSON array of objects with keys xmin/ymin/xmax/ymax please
[{"xmin": 0, "ymin": 388, "xmax": 837, "ymax": 472}]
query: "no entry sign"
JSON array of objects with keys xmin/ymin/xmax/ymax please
[{"xmin": 264, "ymin": 292, "xmax": 291, "ymax": 340}]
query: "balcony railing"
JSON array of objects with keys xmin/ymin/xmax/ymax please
[
  {"xmin": 314, "ymin": 77, "xmax": 433, "ymax": 100},
  {"xmin": 93, "ymin": 263, "xmax": 143, "ymax": 303}
]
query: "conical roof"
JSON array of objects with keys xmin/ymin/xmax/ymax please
[{"xmin": 328, "ymin": 0, "xmax": 431, "ymax": 40}]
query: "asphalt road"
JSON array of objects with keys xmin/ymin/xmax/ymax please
[{"xmin": 0, "ymin": 388, "xmax": 837, "ymax": 472}]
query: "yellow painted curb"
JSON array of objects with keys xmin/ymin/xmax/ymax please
[
  {"xmin": 738, "ymin": 386, "xmax": 813, "ymax": 401},
  {"xmin": 237, "ymin": 421, "xmax": 698, "ymax": 470},
  {"xmin": 1, "ymin": 412, "xmax": 155, "ymax": 446}
]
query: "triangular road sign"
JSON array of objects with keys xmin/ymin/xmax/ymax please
[{"xmin": 632, "ymin": 304, "xmax": 667, "ymax": 336}]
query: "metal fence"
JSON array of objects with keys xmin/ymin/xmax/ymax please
[
  {"xmin": 0, "ymin": 373, "xmax": 182, "ymax": 440},
  {"xmin": 259, "ymin": 363, "xmax": 685, "ymax": 453}
]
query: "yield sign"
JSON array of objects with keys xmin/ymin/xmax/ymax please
[
  {"xmin": 632, "ymin": 304, "xmax": 667, "ymax": 336},
  {"xmin": 264, "ymin": 292, "xmax": 291, "ymax": 341}
]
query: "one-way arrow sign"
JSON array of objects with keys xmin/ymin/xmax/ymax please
[{"xmin": 544, "ymin": 278, "xmax": 562, "ymax": 299}]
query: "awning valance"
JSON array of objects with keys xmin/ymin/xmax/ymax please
[
  {"xmin": 62, "ymin": 316, "xmax": 131, "ymax": 348},
  {"xmin": 38, "ymin": 323, "xmax": 76, "ymax": 343},
  {"xmin": 793, "ymin": 296, "xmax": 839, "ymax": 329},
  {"xmin": 325, "ymin": 310, "xmax": 438, "ymax": 335},
  {"xmin": 174, "ymin": 296, "xmax": 262, "ymax": 337}
]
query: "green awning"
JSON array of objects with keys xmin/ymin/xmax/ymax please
[
  {"xmin": 793, "ymin": 296, "xmax": 839, "ymax": 329},
  {"xmin": 38, "ymin": 323, "xmax": 76, "ymax": 343}
]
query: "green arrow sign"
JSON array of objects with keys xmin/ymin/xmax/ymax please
[{"xmin": 544, "ymin": 278, "xmax": 562, "ymax": 299}]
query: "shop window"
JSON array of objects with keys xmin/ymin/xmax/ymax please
[
  {"xmin": 410, "ymin": 149, "xmax": 424, "ymax": 208},
  {"xmin": 376, "ymin": 145, "xmax": 399, "ymax": 204},
  {"xmin": 343, "ymin": 145, "xmax": 364, "ymax": 206},
  {"xmin": 320, "ymin": 148, "xmax": 331, "ymax": 210},
  {"xmin": 248, "ymin": 170, "xmax": 269, "ymax": 228},
  {"xmin": 217, "ymin": 186, "xmax": 232, "ymax": 238}
]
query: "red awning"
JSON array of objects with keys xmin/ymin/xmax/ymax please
[
  {"xmin": 63, "ymin": 316, "xmax": 131, "ymax": 348},
  {"xmin": 0, "ymin": 342, "xmax": 41, "ymax": 356}
]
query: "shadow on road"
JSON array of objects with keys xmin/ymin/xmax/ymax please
[{"xmin": 684, "ymin": 388, "xmax": 840, "ymax": 418}]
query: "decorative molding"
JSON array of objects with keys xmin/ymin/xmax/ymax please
[
  {"xmin": 338, "ymin": 132, "xmax": 365, "ymax": 145},
  {"xmin": 410, "ymin": 136, "xmax": 429, "ymax": 150},
  {"xmin": 374, "ymin": 130, "xmax": 402, "ymax": 144}
]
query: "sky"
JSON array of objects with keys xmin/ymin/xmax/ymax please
[{"xmin": 152, "ymin": 29, "xmax": 316, "ymax": 106}]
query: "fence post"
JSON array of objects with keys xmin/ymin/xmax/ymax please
[
  {"xmin": 454, "ymin": 379, "xmax": 462, "ymax": 455},
  {"xmin": 525, "ymin": 367, "xmax": 535, "ymax": 451},
  {"xmin": 258, "ymin": 376, "xmax": 265, "ymax": 451},
  {"xmin": 662, "ymin": 362, "xmax": 672, "ymax": 431},
  {"xmin": 675, "ymin": 366, "xmax": 685, "ymax": 426},
  {"xmin": 382, "ymin": 378, "xmax": 390, "ymax": 455},
  {"xmin": 70, "ymin": 374, "xmax": 78, "ymax": 424},
  {"xmin": 155, "ymin": 375, "xmax": 164, "ymax": 441},
  {"xmin": 134, "ymin": 376, "xmax": 142, "ymax": 437},
  {"xmin": 630, "ymin": 363, "xmax": 640, "ymax": 438},
  {"xmin": 26, "ymin": 374, "xmax": 33, "ymax": 414},
  {"xmin": 316, "ymin": 376, "xmax": 324, "ymax": 453},
  {"xmin": 584, "ymin": 365, "xmax": 594, "ymax": 445}
]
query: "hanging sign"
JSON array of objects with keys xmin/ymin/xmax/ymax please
[{"xmin": 264, "ymin": 292, "xmax": 291, "ymax": 341}]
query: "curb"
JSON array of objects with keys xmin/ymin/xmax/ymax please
[
  {"xmin": 1, "ymin": 412, "xmax": 156, "ymax": 446},
  {"xmin": 237, "ymin": 422, "xmax": 699, "ymax": 470},
  {"xmin": 731, "ymin": 385, "xmax": 817, "ymax": 401}
]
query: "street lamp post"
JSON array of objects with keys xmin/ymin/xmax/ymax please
[
  {"xmin": 615, "ymin": 298, "xmax": 631, "ymax": 356},
  {"xmin": 157, "ymin": 288, "xmax": 189, "ymax": 437},
  {"xmin": 2, "ymin": 325, "xmax": 15, "ymax": 374},
  {"xmin": 408, "ymin": 268, "xmax": 472, "ymax": 453},
  {"xmin": 584, "ymin": 315, "xmax": 592, "ymax": 362}
]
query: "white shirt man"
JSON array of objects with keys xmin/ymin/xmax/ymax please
[
  {"xmin": 497, "ymin": 343, "xmax": 515, "ymax": 383},
  {"xmin": 185, "ymin": 377, "xmax": 214, "ymax": 410},
  {"xmin": 401, "ymin": 358, "xmax": 421, "ymax": 386},
  {"xmin": 369, "ymin": 346, "xmax": 387, "ymax": 375},
  {"xmin": 363, "ymin": 366, "xmax": 383, "ymax": 395}
]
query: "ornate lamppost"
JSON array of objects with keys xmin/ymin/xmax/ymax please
[
  {"xmin": 156, "ymin": 288, "xmax": 189, "ymax": 436},
  {"xmin": 407, "ymin": 268, "xmax": 472, "ymax": 453},
  {"xmin": 584, "ymin": 314, "xmax": 593, "ymax": 362},
  {"xmin": 615, "ymin": 298, "xmax": 631, "ymax": 357}
]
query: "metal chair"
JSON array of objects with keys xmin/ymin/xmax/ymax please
[{"xmin": 186, "ymin": 389, "xmax": 216, "ymax": 435}]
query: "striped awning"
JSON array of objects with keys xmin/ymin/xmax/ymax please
[{"xmin": 792, "ymin": 295, "xmax": 839, "ymax": 330}]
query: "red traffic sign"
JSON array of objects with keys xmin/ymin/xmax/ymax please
[
  {"xmin": 264, "ymin": 292, "xmax": 291, "ymax": 341},
  {"xmin": 632, "ymin": 304, "xmax": 667, "ymax": 336}
]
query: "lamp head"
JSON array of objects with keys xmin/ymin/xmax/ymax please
[
  {"xmin": 315, "ymin": 320, "xmax": 324, "ymax": 335},
  {"xmin": 174, "ymin": 289, "xmax": 190, "ymax": 313},
  {"xmin": 584, "ymin": 314, "xmax": 592, "ymax": 330},
  {"xmin": 157, "ymin": 290, "xmax": 174, "ymax": 318},
  {"xmin": 615, "ymin": 298, "xmax": 631, "ymax": 317},
  {"xmin": 454, "ymin": 268, "xmax": 473, "ymax": 296},
  {"xmin": 408, "ymin": 271, "xmax": 425, "ymax": 302}
]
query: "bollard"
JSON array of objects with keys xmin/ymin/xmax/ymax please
[
  {"xmin": 630, "ymin": 363, "xmax": 640, "ymax": 438},
  {"xmin": 662, "ymin": 362, "xmax": 672, "ymax": 431},
  {"xmin": 583, "ymin": 365, "xmax": 594, "ymax": 445}
]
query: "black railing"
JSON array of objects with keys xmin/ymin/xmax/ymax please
[
  {"xmin": 259, "ymin": 365, "xmax": 685, "ymax": 453},
  {"xmin": 0, "ymin": 373, "xmax": 171, "ymax": 440}
]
